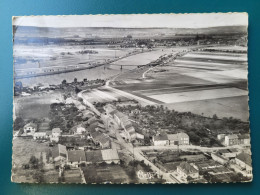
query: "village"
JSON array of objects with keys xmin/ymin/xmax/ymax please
[{"xmin": 12, "ymin": 77, "xmax": 252, "ymax": 183}]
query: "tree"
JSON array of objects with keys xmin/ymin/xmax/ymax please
[
  {"xmin": 74, "ymin": 78, "xmax": 77, "ymax": 83},
  {"xmin": 14, "ymin": 117, "xmax": 25, "ymax": 130},
  {"xmin": 213, "ymin": 114, "xmax": 218, "ymax": 120},
  {"xmin": 62, "ymin": 79, "xmax": 67, "ymax": 85}
]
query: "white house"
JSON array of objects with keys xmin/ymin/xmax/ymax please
[
  {"xmin": 51, "ymin": 128, "xmax": 62, "ymax": 142},
  {"xmin": 33, "ymin": 132, "xmax": 47, "ymax": 140},
  {"xmin": 176, "ymin": 162, "xmax": 199, "ymax": 179},
  {"xmin": 23, "ymin": 122, "xmax": 37, "ymax": 135},
  {"xmin": 152, "ymin": 134, "xmax": 169, "ymax": 146}
]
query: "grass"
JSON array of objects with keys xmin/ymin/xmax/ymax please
[
  {"xmin": 14, "ymin": 91, "xmax": 62, "ymax": 119},
  {"xmin": 82, "ymin": 164, "xmax": 131, "ymax": 183}
]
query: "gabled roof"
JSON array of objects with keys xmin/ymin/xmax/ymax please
[
  {"xmin": 236, "ymin": 152, "xmax": 252, "ymax": 166},
  {"xmin": 52, "ymin": 128, "xmax": 61, "ymax": 134},
  {"xmin": 85, "ymin": 150, "xmax": 103, "ymax": 163},
  {"xmin": 101, "ymin": 149, "xmax": 119, "ymax": 161},
  {"xmin": 24, "ymin": 122, "xmax": 37, "ymax": 129},
  {"xmin": 154, "ymin": 134, "xmax": 168, "ymax": 141},
  {"xmin": 178, "ymin": 162, "xmax": 198, "ymax": 175},
  {"xmin": 52, "ymin": 144, "xmax": 67, "ymax": 159},
  {"xmin": 91, "ymin": 131, "xmax": 110, "ymax": 145},
  {"xmin": 238, "ymin": 134, "xmax": 250, "ymax": 139},
  {"xmin": 226, "ymin": 134, "xmax": 238, "ymax": 139},
  {"xmin": 67, "ymin": 150, "xmax": 86, "ymax": 162},
  {"xmin": 167, "ymin": 134, "xmax": 178, "ymax": 141}
]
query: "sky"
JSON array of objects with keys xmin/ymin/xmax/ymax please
[{"xmin": 13, "ymin": 13, "xmax": 248, "ymax": 28}]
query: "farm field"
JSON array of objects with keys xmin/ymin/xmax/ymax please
[
  {"xmin": 165, "ymin": 95, "xmax": 249, "ymax": 120},
  {"xmin": 14, "ymin": 91, "xmax": 62, "ymax": 119},
  {"xmin": 111, "ymin": 47, "xmax": 249, "ymax": 121}
]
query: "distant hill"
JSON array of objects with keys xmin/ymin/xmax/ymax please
[{"xmin": 13, "ymin": 25, "xmax": 247, "ymax": 39}]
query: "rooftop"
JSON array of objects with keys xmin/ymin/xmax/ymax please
[
  {"xmin": 101, "ymin": 149, "xmax": 120, "ymax": 161},
  {"xmin": 67, "ymin": 150, "xmax": 86, "ymax": 162},
  {"xmin": 24, "ymin": 122, "xmax": 37, "ymax": 129},
  {"xmin": 178, "ymin": 162, "xmax": 198, "ymax": 175},
  {"xmin": 154, "ymin": 134, "xmax": 168, "ymax": 141},
  {"xmin": 236, "ymin": 152, "xmax": 252, "ymax": 166},
  {"xmin": 52, "ymin": 128, "xmax": 61, "ymax": 133}
]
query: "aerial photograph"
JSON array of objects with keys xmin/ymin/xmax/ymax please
[{"xmin": 12, "ymin": 13, "xmax": 252, "ymax": 184}]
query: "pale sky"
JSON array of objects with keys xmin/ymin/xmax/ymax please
[{"xmin": 13, "ymin": 13, "xmax": 248, "ymax": 28}]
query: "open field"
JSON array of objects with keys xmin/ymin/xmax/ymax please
[
  {"xmin": 111, "ymin": 47, "xmax": 249, "ymax": 121},
  {"xmin": 165, "ymin": 95, "xmax": 249, "ymax": 120},
  {"xmin": 148, "ymin": 88, "xmax": 247, "ymax": 104},
  {"xmin": 14, "ymin": 91, "xmax": 62, "ymax": 119},
  {"xmin": 14, "ymin": 45, "xmax": 135, "ymax": 69},
  {"xmin": 82, "ymin": 164, "xmax": 132, "ymax": 183},
  {"xmin": 11, "ymin": 138, "xmax": 58, "ymax": 183}
]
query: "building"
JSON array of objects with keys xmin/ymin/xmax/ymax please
[
  {"xmin": 235, "ymin": 152, "xmax": 252, "ymax": 175},
  {"xmin": 67, "ymin": 150, "xmax": 86, "ymax": 167},
  {"xmin": 51, "ymin": 128, "xmax": 62, "ymax": 142},
  {"xmin": 101, "ymin": 149, "xmax": 120, "ymax": 164},
  {"xmin": 90, "ymin": 131, "xmax": 111, "ymax": 149},
  {"xmin": 85, "ymin": 149, "xmax": 120, "ymax": 164},
  {"xmin": 52, "ymin": 144, "xmax": 67, "ymax": 163},
  {"xmin": 152, "ymin": 134, "xmax": 169, "ymax": 146},
  {"xmin": 224, "ymin": 134, "xmax": 239, "ymax": 146},
  {"xmin": 238, "ymin": 134, "xmax": 250, "ymax": 145},
  {"xmin": 211, "ymin": 152, "xmax": 228, "ymax": 165},
  {"xmin": 217, "ymin": 134, "xmax": 226, "ymax": 140},
  {"xmin": 218, "ymin": 149, "xmax": 239, "ymax": 159},
  {"xmin": 176, "ymin": 162, "xmax": 199, "ymax": 179},
  {"xmin": 75, "ymin": 126, "xmax": 87, "ymax": 135},
  {"xmin": 33, "ymin": 132, "xmax": 47, "ymax": 140},
  {"xmin": 104, "ymin": 104, "xmax": 116, "ymax": 115},
  {"xmin": 23, "ymin": 122, "xmax": 37, "ymax": 135},
  {"xmin": 168, "ymin": 133, "xmax": 189, "ymax": 145}
]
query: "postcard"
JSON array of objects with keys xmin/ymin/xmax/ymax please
[{"xmin": 12, "ymin": 13, "xmax": 252, "ymax": 183}]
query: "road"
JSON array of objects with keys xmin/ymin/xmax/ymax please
[{"xmin": 136, "ymin": 144, "xmax": 244, "ymax": 152}]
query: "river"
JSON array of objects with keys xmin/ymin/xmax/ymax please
[{"xmin": 16, "ymin": 64, "xmax": 139, "ymax": 87}]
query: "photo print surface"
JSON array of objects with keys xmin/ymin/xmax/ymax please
[{"xmin": 12, "ymin": 13, "xmax": 252, "ymax": 184}]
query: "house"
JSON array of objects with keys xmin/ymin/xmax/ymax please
[
  {"xmin": 85, "ymin": 149, "xmax": 120, "ymax": 164},
  {"xmin": 224, "ymin": 134, "xmax": 238, "ymax": 146},
  {"xmin": 23, "ymin": 122, "xmax": 37, "ymax": 135},
  {"xmin": 90, "ymin": 131, "xmax": 111, "ymax": 149},
  {"xmin": 52, "ymin": 144, "xmax": 67, "ymax": 163},
  {"xmin": 33, "ymin": 132, "xmax": 47, "ymax": 140},
  {"xmin": 101, "ymin": 149, "xmax": 120, "ymax": 164},
  {"xmin": 235, "ymin": 152, "xmax": 252, "ymax": 175},
  {"xmin": 51, "ymin": 128, "xmax": 62, "ymax": 142},
  {"xmin": 152, "ymin": 134, "xmax": 169, "ymax": 146},
  {"xmin": 168, "ymin": 133, "xmax": 189, "ymax": 145},
  {"xmin": 218, "ymin": 149, "xmax": 239, "ymax": 159},
  {"xmin": 67, "ymin": 150, "xmax": 86, "ymax": 167},
  {"xmin": 217, "ymin": 134, "xmax": 226, "ymax": 140},
  {"xmin": 238, "ymin": 134, "xmax": 250, "ymax": 145},
  {"xmin": 85, "ymin": 150, "xmax": 103, "ymax": 164},
  {"xmin": 75, "ymin": 126, "xmax": 87, "ymax": 134},
  {"xmin": 176, "ymin": 162, "xmax": 199, "ymax": 179},
  {"xmin": 113, "ymin": 111, "xmax": 128, "ymax": 127},
  {"xmin": 211, "ymin": 152, "xmax": 228, "ymax": 165},
  {"xmin": 104, "ymin": 104, "xmax": 116, "ymax": 115},
  {"xmin": 136, "ymin": 132, "xmax": 145, "ymax": 140}
]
